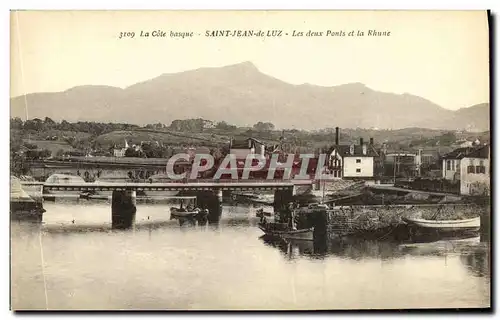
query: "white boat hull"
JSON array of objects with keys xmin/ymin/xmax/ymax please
[{"xmin": 402, "ymin": 216, "xmax": 480, "ymax": 231}]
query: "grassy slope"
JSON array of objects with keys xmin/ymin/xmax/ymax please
[
  {"xmin": 12, "ymin": 126, "xmax": 491, "ymax": 155},
  {"xmin": 21, "ymin": 139, "xmax": 75, "ymax": 154}
]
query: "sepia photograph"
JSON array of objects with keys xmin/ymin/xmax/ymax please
[{"xmin": 9, "ymin": 10, "xmax": 491, "ymax": 311}]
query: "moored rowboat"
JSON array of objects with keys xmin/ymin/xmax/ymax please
[
  {"xmin": 402, "ymin": 216, "xmax": 480, "ymax": 232},
  {"xmin": 259, "ymin": 223, "xmax": 314, "ymax": 241},
  {"xmin": 170, "ymin": 208, "xmax": 208, "ymax": 220}
]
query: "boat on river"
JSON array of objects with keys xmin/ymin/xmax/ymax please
[
  {"xmin": 258, "ymin": 222, "xmax": 314, "ymax": 241},
  {"xmin": 402, "ymin": 216, "xmax": 480, "ymax": 232},
  {"xmin": 170, "ymin": 207, "xmax": 208, "ymax": 220}
]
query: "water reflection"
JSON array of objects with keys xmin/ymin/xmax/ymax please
[
  {"xmin": 461, "ymin": 250, "xmax": 490, "ymax": 278},
  {"xmin": 11, "ymin": 202, "xmax": 491, "ymax": 310},
  {"xmin": 260, "ymin": 234, "xmax": 490, "ymax": 280}
]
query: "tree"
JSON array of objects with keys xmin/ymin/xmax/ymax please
[
  {"xmin": 56, "ymin": 149, "xmax": 65, "ymax": 157},
  {"xmin": 10, "ymin": 117, "xmax": 23, "ymax": 130},
  {"xmin": 215, "ymin": 121, "xmax": 237, "ymax": 131},
  {"xmin": 10, "ymin": 153, "xmax": 29, "ymax": 176},
  {"xmin": 23, "ymin": 118, "xmax": 44, "ymax": 131},
  {"xmin": 438, "ymin": 132, "xmax": 456, "ymax": 146},
  {"xmin": 44, "ymin": 117, "xmax": 56, "ymax": 129},
  {"xmin": 169, "ymin": 118, "xmax": 205, "ymax": 132},
  {"xmin": 23, "ymin": 142, "xmax": 38, "ymax": 150},
  {"xmin": 125, "ymin": 148, "xmax": 142, "ymax": 157},
  {"xmin": 141, "ymin": 143, "xmax": 160, "ymax": 158},
  {"xmin": 59, "ymin": 120, "xmax": 73, "ymax": 131},
  {"xmin": 253, "ymin": 121, "xmax": 275, "ymax": 132},
  {"xmin": 39, "ymin": 149, "xmax": 52, "ymax": 159}
]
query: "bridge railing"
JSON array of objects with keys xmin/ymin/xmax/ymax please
[
  {"xmin": 170, "ymin": 178, "xmax": 313, "ymax": 184},
  {"xmin": 22, "ymin": 179, "xmax": 313, "ymax": 186}
]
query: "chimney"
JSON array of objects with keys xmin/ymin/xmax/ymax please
[
  {"xmin": 362, "ymin": 144, "xmax": 367, "ymax": 155},
  {"xmin": 370, "ymin": 137, "xmax": 374, "ymax": 145},
  {"xmin": 349, "ymin": 144, "xmax": 355, "ymax": 155},
  {"xmin": 360, "ymin": 138, "xmax": 364, "ymax": 146},
  {"xmin": 335, "ymin": 127, "xmax": 339, "ymax": 146}
]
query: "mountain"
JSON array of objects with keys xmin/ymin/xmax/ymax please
[
  {"xmin": 447, "ymin": 103, "xmax": 490, "ymax": 132},
  {"xmin": 10, "ymin": 62, "xmax": 490, "ymax": 131}
]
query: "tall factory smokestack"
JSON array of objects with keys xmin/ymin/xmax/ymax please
[
  {"xmin": 335, "ymin": 127, "xmax": 339, "ymax": 146},
  {"xmin": 370, "ymin": 138, "xmax": 374, "ymax": 145},
  {"xmin": 360, "ymin": 138, "xmax": 364, "ymax": 146}
]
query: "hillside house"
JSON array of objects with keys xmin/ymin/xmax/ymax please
[
  {"xmin": 229, "ymin": 137, "xmax": 266, "ymax": 159},
  {"xmin": 328, "ymin": 134, "xmax": 380, "ymax": 180},
  {"xmin": 441, "ymin": 147, "xmax": 476, "ymax": 181},
  {"xmin": 113, "ymin": 140, "xmax": 129, "ymax": 157},
  {"xmin": 459, "ymin": 144, "xmax": 490, "ymax": 196}
]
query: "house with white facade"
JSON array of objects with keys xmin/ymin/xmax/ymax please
[
  {"xmin": 113, "ymin": 140, "xmax": 129, "ymax": 157},
  {"xmin": 328, "ymin": 137, "xmax": 379, "ymax": 180},
  {"xmin": 441, "ymin": 147, "xmax": 476, "ymax": 181},
  {"xmin": 459, "ymin": 144, "xmax": 490, "ymax": 196}
]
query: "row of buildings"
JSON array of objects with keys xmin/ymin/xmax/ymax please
[{"xmin": 227, "ymin": 127, "xmax": 490, "ymax": 196}]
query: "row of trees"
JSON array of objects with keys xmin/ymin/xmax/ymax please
[
  {"xmin": 11, "ymin": 117, "xmax": 277, "ymax": 134},
  {"xmin": 11, "ymin": 117, "xmax": 140, "ymax": 136}
]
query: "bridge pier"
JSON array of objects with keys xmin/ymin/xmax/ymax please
[
  {"xmin": 196, "ymin": 190, "xmax": 222, "ymax": 225},
  {"xmin": 273, "ymin": 189, "xmax": 294, "ymax": 222},
  {"xmin": 208, "ymin": 190, "xmax": 222, "ymax": 224},
  {"xmin": 312, "ymin": 210, "xmax": 329, "ymax": 254},
  {"xmin": 111, "ymin": 190, "xmax": 136, "ymax": 229},
  {"xmin": 480, "ymin": 209, "xmax": 490, "ymax": 242}
]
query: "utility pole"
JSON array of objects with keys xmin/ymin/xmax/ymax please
[{"xmin": 393, "ymin": 154, "xmax": 398, "ymax": 184}]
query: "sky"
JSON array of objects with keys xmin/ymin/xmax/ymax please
[{"xmin": 10, "ymin": 10, "xmax": 489, "ymax": 110}]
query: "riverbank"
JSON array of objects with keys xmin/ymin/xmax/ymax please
[{"xmin": 302, "ymin": 203, "xmax": 489, "ymax": 240}]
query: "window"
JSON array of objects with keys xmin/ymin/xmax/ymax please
[
  {"xmin": 356, "ymin": 159, "xmax": 361, "ymax": 163},
  {"xmin": 467, "ymin": 165, "xmax": 475, "ymax": 174},
  {"xmin": 356, "ymin": 168, "xmax": 361, "ymax": 173},
  {"xmin": 446, "ymin": 160, "xmax": 451, "ymax": 170},
  {"xmin": 476, "ymin": 166, "xmax": 486, "ymax": 174}
]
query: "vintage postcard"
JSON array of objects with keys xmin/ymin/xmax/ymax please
[{"xmin": 10, "ymin": 10, "xmax": 490, "ymax": 311}]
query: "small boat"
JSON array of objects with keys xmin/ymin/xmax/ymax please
[
  {"xmin": 259, "ymin": 222, "xmax": 314, "ymax": 241},
  {"xmin": 402, "ymin": 216, "xmax": 480, "ymax": 232},
  {"xmin": 170, "ymin": 207, "xmax": 208, "ymax": 220}
]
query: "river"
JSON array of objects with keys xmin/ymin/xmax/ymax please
[{"xmin": 10, "ymin": 200, "xmax": 491, "ymax": 310}]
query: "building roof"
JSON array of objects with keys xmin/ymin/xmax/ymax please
[
  {"xmin": 385, "ymin": 153, "xmax": 416, "ymax": 157},
  {"xmin": 230, "ymin": 137, "xmax": 266, "ymax": 149},
  {"xmin": 441, "ymin": 147, "xmax": 476, "ymax": 160},
  {"xmin": 464, "ymin": 145, "xmax": 490, "ymax": 159},
  {"xmin": 329, "ymin": 144, "xmax": 379, "ymax": 157}
]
